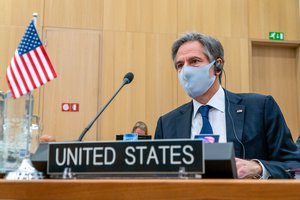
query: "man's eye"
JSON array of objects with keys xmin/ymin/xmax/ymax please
[
  {"xmin": 192, "ymin": 59, "xmax": 200, "ymax": 64},
  {"xmin": 176, "ymin": 64, "xmax": 183, "ymax": 70}
]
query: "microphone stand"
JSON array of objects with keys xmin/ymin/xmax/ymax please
[{"xmin": 78, "ymin": 80, "xmax": 128, "ymax": 141}]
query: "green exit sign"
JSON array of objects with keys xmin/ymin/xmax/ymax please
[{"xmin": 269, "ymin": 32, "xmax": 284, "ymax": 40}]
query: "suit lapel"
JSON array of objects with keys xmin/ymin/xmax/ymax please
[
  {"xmin": 175, "ymin": 101, "xmax": 193, "ymax": 138},
  {"xmin": 225, "ymin": 90, "xmax": 245, "ymax": 157},
  {"xmin": 173, "ymin": 91, "xmax": 245, "ymax": 142}
]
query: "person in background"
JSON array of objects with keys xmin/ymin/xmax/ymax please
[
  {"xmin": 154, "ymin": 32, "xmax": 300, "ymax": 179},
  {"xmin": 132, "ymin": 121, "xmax": 148, "ymax": 136}
]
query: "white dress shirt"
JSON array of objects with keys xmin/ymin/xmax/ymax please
[{"xmin": 191, "ymin": 86, "xmax": 226, "ymax": 142}]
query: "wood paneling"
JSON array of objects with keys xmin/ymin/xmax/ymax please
[
  {"xmin": 103, "ymin": 0, "xmax": 177, "ymax": 33},
  {"xmin": 144, "ymin": 34, "xmax": 178, "ymax": 136},
  {"xmin": 40, "ymin": 29, "xmax": 101, "ymax": 141},
  {"xmin": 251, "ymin": 43, "xmax": 299, "ymax": 140},
  {"xmin": 44, "ymin": 0, "xmax": 103, "ymax": 29},
  {"xmin": 99, "ymin": 31, "xmax": 177, "ymax": 140},
  {"xmin": 178, "ymin": 0, "xmax": 248, "ymax": 37},
  {"xmin": 99, "ymin": 31, "xmax": 146, "ymax": 140},
  {"xmin": 248, "ymin": 0, "xmax": 300, "ymax": 40},
  {"xmin": 0, "ymin": 0, "xmax": 43, "ymax": 26},
  {"xmin": 220, "ymin": 37, "xmax": 250, "ymax": 92}
]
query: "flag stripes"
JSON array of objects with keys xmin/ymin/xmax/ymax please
[
  {"xmin": 7, "ymin": 46, "xmax": 57, "ymax": 98},
  {"xmin": 6, "ymin": 20, "xmax": 57, "ymax": 99}
]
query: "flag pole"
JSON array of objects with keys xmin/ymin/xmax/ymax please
[
  {"xmin": 28, "ymin": 12, "xmax": 38, "ymax": 133},
  {"xmin": 32, "ymin": 12, "xmax": 38, "ymax": 26},
  {"xmin": 28, "ymin": 11, "xmax": 38, "ymax": 115},
  {"xmin": 27, "ymin": 12, "xmax": 38, "ymax": 155}
]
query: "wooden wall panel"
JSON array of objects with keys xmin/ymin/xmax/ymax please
[
  {"xmin": 178, "ymin": 0, "xmax": 248, "ymax": 37},
  {"xmin": 41, "ymin": 29, "xmax": 101, "ymax": 141},
  {"xmin": 220, "ymin": 37, "xmax": 250, "ymax": 92},
  {"xmin": 144, "ymin": 34, "xmax": 178, "ymax": 136},
  {"xmin": 99, "ymin": 32, "xmax": 147, "ymax": 140},
  {"xmin": 0, "ymin": 0, "xmax": 43, "ymax": 26},
  {"xmin": 99, "ymin": 31, "xmax": 177, "ymax": 140},
  {"xmin": 44, "ymin": 0, "xmax": 103, "ymax": 29},
  {"xmin": 251, "ymin": 44, "xmax": 299, "ymax": 140},
  {"xmin": 248, "ymin": 0, "xmax": 300, "ymax": 40},
  {"xmin": 103, "ymin": 0, "xmax": 177, "ymax": 33}
]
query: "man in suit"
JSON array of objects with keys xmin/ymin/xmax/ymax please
[{"xmin": 154, "ymin": 32, "xmax": 300, "ymax": 179}]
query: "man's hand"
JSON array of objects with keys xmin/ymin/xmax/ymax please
[
  {"xmin": 39, "ymin": 134, "xmax": 56, "ymax": 143},
  {"xmin": 235, "ymin": 157, "xmax": 262, "ymax": 179}
]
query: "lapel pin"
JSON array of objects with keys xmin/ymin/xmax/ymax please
[{"xmin": 236, "ymin": 109, "xmax": 243, "ymax": 113}]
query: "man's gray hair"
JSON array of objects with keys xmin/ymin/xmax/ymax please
[{"xmin": 171, "ymin": 32, "xmax": 225, "ymax": 68}]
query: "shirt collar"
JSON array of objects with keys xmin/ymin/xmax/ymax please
[{"xmin": 192, "ymin": 86, "xmax": 225, "ymax": 118}]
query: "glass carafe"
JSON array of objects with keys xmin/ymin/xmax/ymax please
[{"xmin": 2, "ymin": 91, "xmax": 33, "ymax": 172}]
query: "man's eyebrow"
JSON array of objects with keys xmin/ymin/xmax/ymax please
[
  {"xmin": 175, "ymin": 60, "xmax": 183, "ymax": 65},
  {"xmin": 188, "ymin": 56, "xmax": 201, "ymax": 60}
]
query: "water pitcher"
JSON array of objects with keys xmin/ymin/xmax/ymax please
[{"xmin": 2, "ymin": 91, "xmax": 33, "ymax": 172}]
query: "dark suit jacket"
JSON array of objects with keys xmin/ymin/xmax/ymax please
[{"xmin": 155, "ymin": 90, "xmax": 300, "ymax": 178}]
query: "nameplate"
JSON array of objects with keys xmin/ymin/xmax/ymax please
[{"xmin": 47, "ymin": 140, "xmax": 204, "ymax": 175}]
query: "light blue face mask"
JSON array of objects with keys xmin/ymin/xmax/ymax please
[{"xmin": 178, "ymin": 61, "xmax": 216, "ymax": 98}]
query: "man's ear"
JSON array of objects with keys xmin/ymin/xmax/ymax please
[{"xmin": 214, "ymin": 58, "xmax": 223, "ymax": 72}]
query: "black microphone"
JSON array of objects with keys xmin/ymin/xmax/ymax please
[
  {"xmin": 78, "ymin": 72, "xmax": 134, "ymax": 141},
  {"xmin": 123, "ymin": 72, "xmax": 134, "ymax": 84}
]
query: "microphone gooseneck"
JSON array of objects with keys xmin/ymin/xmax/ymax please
[{"xmin": 78, "ymin": 72, "xmax": 134, "ymax": 141}]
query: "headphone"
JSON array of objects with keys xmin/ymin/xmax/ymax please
[{"xmin": 214, "ymin": 59, "xmax": 223, "ymax": 72}]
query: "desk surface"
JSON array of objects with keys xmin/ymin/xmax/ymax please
[{"xmin": 0, "ymin": 179, "xmax": 300, "ymax": 200}]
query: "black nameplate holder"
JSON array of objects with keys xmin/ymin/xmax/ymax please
[{"xmin": 47, "ymin": 139, "xmax": 204, "ymax": 178}]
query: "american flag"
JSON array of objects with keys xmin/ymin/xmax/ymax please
[{"xmin": 6, "ymin": 20, "xmax": 57, "ymax": 98}]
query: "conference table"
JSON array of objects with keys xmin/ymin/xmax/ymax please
[{"xmin": 0, "ymin": 179, "xmax": 300, "ymax": 200}]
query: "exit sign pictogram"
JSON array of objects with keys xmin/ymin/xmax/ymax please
[{"xmin": 269, "ymin": 32, "xmax": 284, "ymax": 40}]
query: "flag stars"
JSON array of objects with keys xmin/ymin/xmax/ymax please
[{"xmin": 17, "ymin": 21, "xmax": 42, "ymax": 55}]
